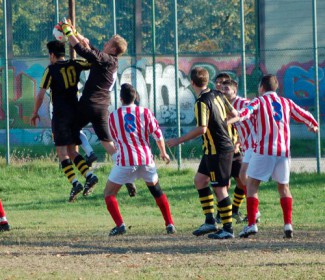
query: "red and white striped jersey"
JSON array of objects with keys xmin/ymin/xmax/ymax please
[
  {"xmin": 239, "ymin": 91, "xmax": 318, "ymax": 157},
  {"xmin": 232, "ymin": 96, "xmax": 256, "ymax": 152},
  {"xmin": 109, "ymin": 104, "xmax": 163, "ymax": 166}
]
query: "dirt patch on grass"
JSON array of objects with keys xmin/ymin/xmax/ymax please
[{"xmin": 0, "ymin": 229, "xmax": 324, "ymax": 280}]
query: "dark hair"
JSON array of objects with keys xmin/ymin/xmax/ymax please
[
  {"xmin": 190, "ymin": 67, "xmax": 209, "ymax": 87},
  {"xmin": 47, "ymin": 40, "xmax": 65, "ymax": 58},
  {"xmin": 260, "ymin": 74, "xmax": 278, "ymax": 92},
  {"xmin": 215, "ymin": 72, "xmax": 231, "ymax": 82},
  {"xmin": 222, "ymin": 79, "xmax": 238, "ymax": 88},
  {"xmin": 120, "ymin": 83, "xmax": 136, "ymax": 105}
]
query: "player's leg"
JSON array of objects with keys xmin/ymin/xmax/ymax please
[
  {"xmin": 239, "ymin": 153, "xmax": 275, "ymax": 238},
  {"xmin": 240, "ymin": 149, "xmax": 261, "ymax": 223},
  {"xmin": 230, "ymin": 154, "xmax": 245, "ymax": 223},
  {"xmin": 273, "ymin": 157, "xmax": 293, "ymax": 238},
  {"xmin": 68, "ymin": 145, "xmax": 98, "ymax": 196},
  {"xmin": 104, "ymin": 180, "xmax": 124, "ymax": 236},
  {"xmin": 104, "ymin": 165, "xmax": 135, "ymax": 236},
  {"xmin": 208, "ymin": 151, "xmax": 234, "ymax": 239},
  {"xmin": 278, "ymin": 183, "xmax": 293, "ymax": 238},
  {"xmin": 192, "ymin": 156, "xmax": 218, "ymax": 236},
  {"xmin": 142, "ymin": 165, "xmax": 175, "ymax": 234},
  {"xmin": 0, "ymin": 199, "xmax": 10, "ymax": 231},
  {"xmin": 79, "ymin": 130, "xmax": 97, "ymax": 167},
  {"xmin": 56, "ymin": 145, "xmax": 83, "ymax": 202}
]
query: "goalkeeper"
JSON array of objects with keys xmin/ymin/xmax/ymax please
[{"xmin": 60, "ymin": 19, "xmax": 136, "ymax": 196}]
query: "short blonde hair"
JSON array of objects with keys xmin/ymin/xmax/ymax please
[{"xmin": 111, "ymin": 35, "xmax": 127, "ymax": 56}]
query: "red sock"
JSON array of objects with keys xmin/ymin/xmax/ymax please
[
  {"xmin": 104, "ymin": 195, "xmax": 123, "ymax": 227},
  {"xmin": 155, "ymin": 194, "xmax": 174, "ymax": 226},
  {"xmin": 0, "ymin": 200, "xmax": 7, "ymax": 225},
  {"xmin": 246, "ymin": 197, "xmax": 259, "ymax": 226},
  {"xmin": 0, "ymin": 200, "xmax": 5, "ymax": 218},
  {"xmin": 280, "ymin": 197, "xmax": 293, "ymax": 224}
]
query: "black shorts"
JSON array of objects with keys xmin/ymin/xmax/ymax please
[
  {"xmin": 77, "ymin": 101, "xmax": 112, "ymax": 142},
  {"xmin": 52, "ymin": 116, "xmax": 81, "ymax": 146},
  {"xmin": 231, "ymin": 152, "xmax": 243, "ymax": 178},
  {"xmin": 197, "ymin": 151, "xmax": 233, "ymax": 187}
]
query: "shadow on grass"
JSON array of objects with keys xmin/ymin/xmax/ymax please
[{"xmin": 0, "ymin": 230, "xmax": 324, "ymax": 256}]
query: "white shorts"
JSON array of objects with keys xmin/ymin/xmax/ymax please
[
  {"xmin": 242, "ymin": 148, "xmax": 253, "ymax": 164},
  {"xmin": 108, "ymin": 163, "xmax": 159, "ymax": 185},
  {"xmin": 247, "ymin": 152, "xmax": 291, "ymax": 183}
]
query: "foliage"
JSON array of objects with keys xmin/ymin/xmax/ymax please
[{"xmin": 0, "ymin": 0, "xmax": 256, "ymax": 57}]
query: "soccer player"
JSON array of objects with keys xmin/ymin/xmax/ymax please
[
  {"xmin": 234, "ymin": 74, "xmax": 318, "ymax": 238},
  {"xmin": 221, "ymin": 79, "xmax": 261, "ymax": 223},
  {"xmin": 104, "ymin": 83, "xmax": 175, "ymax": 235},
  {"xmin": 60, "ymin": 19, "xmax": 137, "ymax": 196},
  {"xmin": 0, "ymin": 199, "xmax": 10, "ymax": 232},
  {"xmin": 214, "ymin": 73, "xmax": 246, "ymax": 224},
  {"xmin": 167, "ymin": 67, "xmax": 237, "ymax": 239},
  {"xmin": 30, "ymin": 40, "xmax": 98, "ymax": 202}
]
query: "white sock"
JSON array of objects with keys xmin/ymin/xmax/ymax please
[{"xmin": 79, "ymin": 130, "xmax": 93, "ymax": 156}]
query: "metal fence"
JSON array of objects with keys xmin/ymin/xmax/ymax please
[{"xmin": 1, "ymin": 0, "xmax": 324, "ymax": 172}]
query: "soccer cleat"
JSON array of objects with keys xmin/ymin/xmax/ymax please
[
  {"xmin": 68, "ymin": 181, "xmax": 83, "ymax": 202},
  {"xmin": 208, "ymin": 228, "xmax": 234, "ymax": 239},
  {"xmin": 239, "ymin": 224, "xmax": 258, "ymax": 238},
  {"xmin": 192, "ymin": 223, "xmax": 218, "ymax": 236},
  {"xmin": 0, "ymin": 223, "xmax": 10, "ymax": 232},
  {"xmin": 83, "ymin": 174, "xmax": 99, "ymax": 196},
  {"xmin": 232, "ymin": 212, "xmax": 244, "ymax": 224},
  {"xmin": 166, "ymin": 224, "xmax": 176, "ymax": 234},
  {"xmin": 109, "ymin": 223, "xmax": 126, "ymax": 236},
  {"xmin": 243, "ymin": 211, "xmax": 261, "ymax": 223},
  {"xmin": 85, "ymin": 152, "xmax": 98, "ymax": 167},
  {"xmin": 284, "ymin": 224, "xmax": 293, "ymax": 238},
  {"xmin": 125, "ymin": 183, "xmax": 137, "ymax": 197}
]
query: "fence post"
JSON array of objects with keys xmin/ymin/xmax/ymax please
[
  {"xmin": 3, "ymin": 0, "xmax": 10, "ymax": 165},
  {"xmin": 173, "ymin": 0, "xmax": 181, "ymax": 170},
  {"xmin": 312, "ymin": 0, "xmax": 321, "ymax": 174},
  {"xmin": 152, "ymin": 0, "xmax": 157, "ymax": 116},
  {"xmin": 112, "ymin": 0, "xmax": 118, "ymax": 110},
  {"xmin": 240, "ymin": 0, "xmax": 247, "ymax": 98}
]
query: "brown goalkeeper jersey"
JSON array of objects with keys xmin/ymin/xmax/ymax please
[{"xmin": 74, "ymin": 43, "xmax": 118, "ymax": 107}]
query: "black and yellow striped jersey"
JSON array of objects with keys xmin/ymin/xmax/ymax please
[
  {"xmin": 228, "ymin": 123, "xmax": 238, "ymax": 146},
  {"xmin": 195, "ymin": 89, "xmax": 234, "ymax": 155},
  {"xmin": 40, "ymin": 59, "xmax": 91, "ymax": 115}
]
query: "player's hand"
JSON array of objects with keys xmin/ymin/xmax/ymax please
[
  {"xmin": 160, "ymin": 153, "xmax": 170, "ymax": 164},
  {"xmin": 308, "ymin": 126, "xmax": 318, "ymax": 133},
  {"xmin": 30, "ymin": 113, "xmax": 40, "ymax": 126},
  {"xmin": 66, "ymin": 19, "xmax": 80, "ymax": 36},
  {"xmin": 166, "ymin": 138, "xmax": 179, "ymax": 148},
  {"xmin": 80, "ymin": 38, "xmax": 90, "ymax": 49}
]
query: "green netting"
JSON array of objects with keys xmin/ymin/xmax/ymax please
[{"xmin": 0, "ymin": 0, "xmax": 324, "ymax": 170}]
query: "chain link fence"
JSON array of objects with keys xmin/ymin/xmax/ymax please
[{"xmin": 0, "ymin": 0, "xmax": 324, "ymax": 171}]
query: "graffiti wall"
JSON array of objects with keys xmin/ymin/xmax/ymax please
[{"xmin": 0, "ymin": 55, "xmax": 323, "ymax": 146}]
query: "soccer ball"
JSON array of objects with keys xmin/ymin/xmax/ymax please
[{"xmin": 52, "ymin": 26, "xmax": 67, "ymax": 42}]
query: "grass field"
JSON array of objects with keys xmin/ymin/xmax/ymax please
[{"xmin": 0, "ymin": 158, "xmax": 324, "ymax": 279}]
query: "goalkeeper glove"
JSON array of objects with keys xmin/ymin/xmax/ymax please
[{"xmin": 58, "ymin": 17, "xmax": 74, "ymax": 37}]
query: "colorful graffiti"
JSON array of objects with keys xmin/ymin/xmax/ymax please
[
  {"xmin": 0, "ymin": 57, "xmax": 323, "ymax": 146},
  {"xmin": 277, "ymin": 60, "xmax": 325, "ymax": 118}
]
